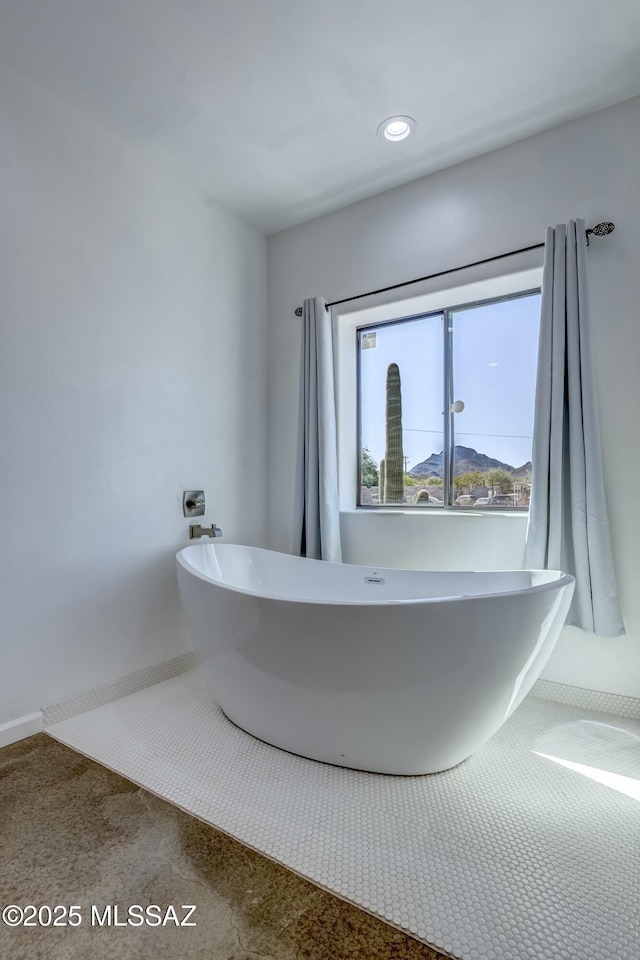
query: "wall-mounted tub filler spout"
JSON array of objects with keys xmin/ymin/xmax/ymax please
[{"xmin": 189, "ymin": 523, "xmax": 223, "ymax": 540}]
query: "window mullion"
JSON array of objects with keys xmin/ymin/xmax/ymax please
[{"xmin": 443, "ymin": 311, "xmax": 454, "ymax": 506}]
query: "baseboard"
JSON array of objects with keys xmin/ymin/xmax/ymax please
[
  {"xmin": 41, "ymin": 650, "xmax": 199, "ymax": 726},
  {"xmin": 0, "ymin": 711, "xmax": 44, "ymax": 748},
  {"xmin": 530, "ymin": 678, "xmax": 640, "ymax": 719}
]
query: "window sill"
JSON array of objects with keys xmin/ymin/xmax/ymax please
[{"xmin": 343, "ymin": 509, "xmax": 528, "ymax": 518}]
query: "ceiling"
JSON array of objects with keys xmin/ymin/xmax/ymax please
[{"xmin": 0, "ymin": 1, "xmax": 639, "ymax": 234}]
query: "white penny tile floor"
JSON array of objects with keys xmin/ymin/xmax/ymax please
[{"xmin": 47, "ymin": 669, "xmax": 640, "ymax": 960}]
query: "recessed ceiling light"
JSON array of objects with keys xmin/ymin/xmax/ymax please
[{"xmin": 377, "ymin": 115, "xmax": 416, "ymax": 143}]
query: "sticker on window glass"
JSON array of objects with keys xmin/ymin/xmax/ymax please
[{"xmin": 361, "ymin": 332, "xmax": 377, "ymax": 350}]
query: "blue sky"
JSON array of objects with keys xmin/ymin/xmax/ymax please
[{"xmin": 359, "ymin": 292, "xmax": 541, "ymax": 472}]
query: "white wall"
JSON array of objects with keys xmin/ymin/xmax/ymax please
[
  {"xmin": 0, "ymin": 62, "xmax": 267, "ymax": 727},
  {"xmin": 267, "ymin": 96, "xmax": 640, "ymax": 698}
]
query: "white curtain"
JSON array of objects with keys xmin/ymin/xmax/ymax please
[
  {"xmin": 295, "ymin": 297, "xmax": 342, "ymax": 562},
  {"xmin": 524, "ymin": 220, "xmax": 624, "ymax": 636}
]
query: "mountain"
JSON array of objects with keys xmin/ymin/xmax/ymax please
[
  {"xmin": 409, "ymin": 445, "xmax": 530, "ymax": 477},
  {"xmin": 511, "ymin": 461, "xmax": 532, "ymax": 478}
]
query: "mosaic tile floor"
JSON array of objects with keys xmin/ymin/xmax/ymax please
[{"xmin": 47, "ymin": 669, "xmax": 640, "ymax": 960}]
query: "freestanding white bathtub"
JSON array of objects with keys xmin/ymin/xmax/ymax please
[{"xmin": 176, "ymin": 543, "xmax": 574, "ymax": 775}]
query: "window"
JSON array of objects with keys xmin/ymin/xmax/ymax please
[{"xmin": 357, "ymin": 289, "xmax": 541, "ymax": 509}]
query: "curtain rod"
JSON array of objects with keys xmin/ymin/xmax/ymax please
[{"xmin": 293, "ymin": 221, "xmax": 615, "ymax": 316}]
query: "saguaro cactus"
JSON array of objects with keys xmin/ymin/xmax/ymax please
[
  {"xmin": 384, "ymin": 362, "xmax": 404, "ymax": 503},
  {"xmin": 378, "ymin": 458, "xmax": 386, "ymax": 504}
]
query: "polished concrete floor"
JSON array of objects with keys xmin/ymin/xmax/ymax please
[{"xmin": 0, "ymin": 735, "xmax": 445, "ymax": 960}]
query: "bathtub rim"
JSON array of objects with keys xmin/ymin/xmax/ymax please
[{"xmin": 176, "ymin": 543, "xmax": 575, "ymax": 608}]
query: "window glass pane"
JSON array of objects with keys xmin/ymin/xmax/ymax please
[
  {"xmin": 359, "ymin": 314, "xmax": 445, "ymax": 506},
  {"xmin": 450, "ymin": 292, "xmax": 540, "ymax": 508}
]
